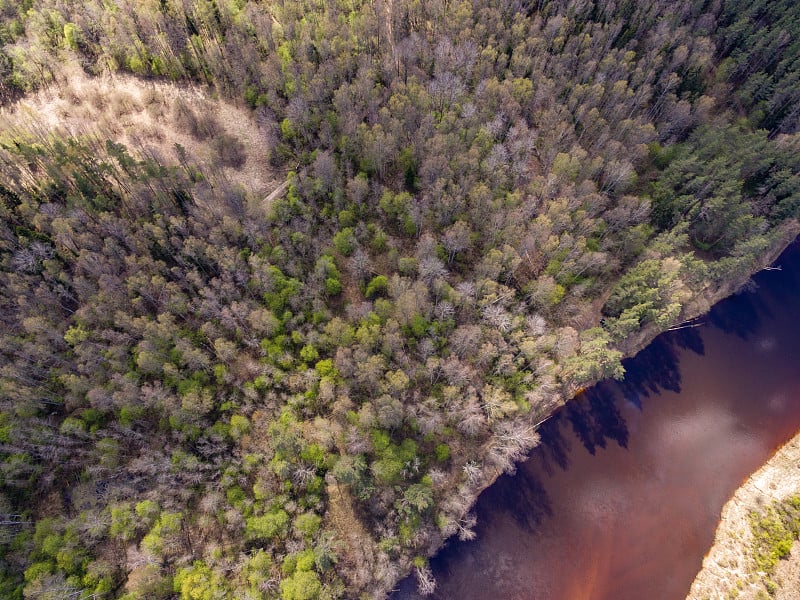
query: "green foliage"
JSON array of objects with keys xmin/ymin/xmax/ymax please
[
  {"xmin": 650, "ymin": 125, "xmax": 799, "ymax": 256},
  {"xmin": 338, "ymin": 209, "xmax": 355, "ymax": 227},
  {"xmin": 294, "ymin": 512, "xmax": 322, "ymax": 538},
  {"xmin": 371, "ymin": 433, "xmax": 418, "ymax": 485},
  {"xmin": 0, "ymin": 413, "xmax": 11, "ymax": 444},
  {"xmin": 262, "ymin": 266, "xmax": 303, "ymax": 313},
  {"xmin": 174, "ymin": 561, "xmax": 229, "ymax": 600},
  {"xmin": 332, "ymin": 227, "xmax": 356, "ymax": 256},
  {"xmin": 314, "ymin": 359, "xmax": 337, "ymax": 378},
  {"xmin": 407, "ymin": 314, "xmax": 429, "ymax": 339},
  {"xmin": 719, "ymin": 0, "xmax": 800, "ymax": 133},
  {"xmin": 749, "ymin": 496, "xmax": 800, "ymax": 578},
  {"xmin": 2, "ymin": 1, "xmax": 800, "ymax": 598},
  {"xmin": 62, "ymin": 22, "xmax": 79, "ymax": 50},
  {"xmin": 365, "ymin": 275, "xmax": 388, "ymax": 299},
  {"xmin": 245, "ymin": 509, "xmax": 290, "ymax": 543},
  {"xmin": 603, "ymin": 257, "xmax": 687, "ymax": 337},
  {"xmin": 59, "ymin": 416, "xmax": 86, "ymax": 436},
  {"xmin": 141, "ymin": 512, "xmax": 182, "ymax": 556},
  {"xmin": 229, "ymin": 415, "xmax": 250, "ymax": 440},
  {"xmin": 561, "ymin": 328, "xmax": 624, "ymax": 384},
  {"xmin": 315, "ymin": 254, "xmax": 343, "ymax": 296},
  {"xmin": 63, "ymin": 324, "xmax": 88, "ymax": 346},
  {"xmin": 299, "ymin": 344, "xmax": 319, "ymax": 363},
  {"xmin": 109, "ymin": 503, "xmax": 136, "ymax": 541},
  {"xmin": 118, "ymin": 404, "xmax": 145, "ymax": 426},
  {"xmin": 135, "ymin": 500, "xmax": 160, "ymax": 525},
  {"xmin": 226, "ymin": 485, "xmax": 246, "ymax": 507},
  {"xmin": 551, "ymin": 152, "xmax": 582, "ymax": 182},
  {"xmin": 379, "ymin": 190, "xmax": 414, "ymax": 235},
  {"xmin": 330, "ymin": 454, "xmax": 367, "ymax": 491},
  {"xmin": 23, "ymin": 518, "xmax": 95, "ymax": 595},
  {"xmin": 300, "ymin": 443, "xmax": 327, "ymax": 469},
  {"xmin": 435, "ymin": 443, "xmax": 451, "ymax": 462},
  {"xmin": 280, "ymin": 569, "xmax": 322, "ymax": 600},
  {"xmin": 242, "ymin": 550, "xmax": 273, "ymax": 595},
  {"xmin": 282, "ymin": 549, "xmax": 315, "ymax": 575},
  {"xmin": 401, "ymin": 482, "xmax": 434, "ymax": 516},
  {"xmin": 325, "ymin": 276, "xmax": 342, "ymax": 296}
]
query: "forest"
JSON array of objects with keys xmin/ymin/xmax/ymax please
[{"xmin": 0, "ymin": 0, "xmax": 799, "ymax": 598}]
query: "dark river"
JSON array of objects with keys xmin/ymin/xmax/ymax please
[{"xmin": 393, "ymin": 239, "xmax": 800, "ymax": 600}]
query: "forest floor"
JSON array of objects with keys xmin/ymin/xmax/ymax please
[{"xmin": 687, "ymin": 432, "xmax": 800, "ymax": 600}]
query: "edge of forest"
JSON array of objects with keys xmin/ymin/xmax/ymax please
[{"xmin": 389, "ymin": 221, "xmax": 800, "ymax": 597}]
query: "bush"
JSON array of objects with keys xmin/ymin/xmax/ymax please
[
  {"xmin": 750, "ymin": 497, "xmax": 800, "ymax": 575},
  {"xmin": 332, "ymin": 228, "xmax": 356, "ymax": 256},
  {"xmin": 325, "ymin": 276, "xmax": 342, "ymax": 295},
  {"xmin": 280, "ymin": 569, "xmax": 322, "ymax": 600},
  {"xmin": 245, "ymin": 509, "xmax": 289, "ymax": 543},
  {"xmin": 365, "ymin": 275, "xmax": 388, "ymax": 298},
  {"xmin": 435, "ymin": 443, "xmax": 451, "ymax": 462},
  {"xmin": 174, "ymin": 561, "xmax": 228, "ymax": 600},
  {"xmin": 294, "ymin": 513, "xmax": 322, "ymax": 539}
]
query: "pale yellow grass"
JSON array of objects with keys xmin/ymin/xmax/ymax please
[{"xmin": 0, "ymin": 65, "xmax": 280, "ymax": 199}]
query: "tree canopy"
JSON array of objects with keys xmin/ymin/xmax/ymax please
[{"xmin": 0, "ymin": 0, "xmax": 799, "ymax": 598}]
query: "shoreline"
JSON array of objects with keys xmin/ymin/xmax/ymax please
[
  {"xmin": 687, "ymin": 432, "xmax": 800, "ymax": 600},
  {"xmin": 387, "ymin": 222, "xmax": 800, "ymax": 598}
]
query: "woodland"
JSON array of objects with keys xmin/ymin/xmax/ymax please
[{"xmin": 0, "ymin": 0, "xmax": 799, "ymax": 598}]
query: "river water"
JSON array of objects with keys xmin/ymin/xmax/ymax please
[{"xmin": 393, "ymin": 239, "xmax": 800, "ymax": 600}]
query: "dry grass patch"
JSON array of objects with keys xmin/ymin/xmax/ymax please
[{"xmin": 0, "ymin": 66, "xmax": 281, "ymax": 199}]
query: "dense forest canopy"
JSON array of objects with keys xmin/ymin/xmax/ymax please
[{"xmin": 0, "ymin": 0, "xmax": 799, "ymax": 598}]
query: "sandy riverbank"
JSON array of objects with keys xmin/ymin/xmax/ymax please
[{"xmin": 687, "ymin": 432, "xmax": 800, "ymax": 600}]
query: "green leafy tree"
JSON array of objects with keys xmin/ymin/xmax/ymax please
[{"xmin": 174, "ymin": 561, "xmax": 229, "ymax": 600}]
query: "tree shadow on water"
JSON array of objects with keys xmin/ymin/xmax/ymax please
[
  {"xmin": 566, "ymin": 387, "xmax": 629, "ymax": 455},
  {"xmin": 537, "ymin": 413, "xmax": 572, "ymax": 476},
  {"xmin": 477, "ymin": 467, "xmax": 554, "ymax": 532},
  {"xmin": 708, "ymin": 239, "xmax": 800, "ymax": 339},
  {"xmin": 762, "ymin": 242, "xmax": 800, "ymax": 302},
  {"xmin": 534, "ymin": 387, "xmax": 632, "ymax": 477},
  {"xmin": 432, "ymin": 312, "xmax": 721, "ymax": 560},
  {"xmin": 616, "ymin": 333, "xmax": 692, "ymax": 407},
  {"xmin": 539, "ymin": 326, "xmax": 706, "ymax": 472},
  {"xmin": 672, "ymin": 325, "xmax": 705, "ymax": 355},
  {"xmin": 708, "ymin": 281, "xmax": 773, "ymax": 340},
  {"xmin": 481, "ymin": 384, "xmax": 632, "ymax": 533}
]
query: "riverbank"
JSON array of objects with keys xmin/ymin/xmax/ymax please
[
  {"xmin": 390, "ymin": 224, "xmax": 800, "ymax": 598},
  {"xmin": 687, "ymin": 432, "xmax": 800, "ymax": 600}
]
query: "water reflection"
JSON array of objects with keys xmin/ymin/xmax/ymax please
[
  {"xmin": 392, "ymin": 239, "xmax": 800, "ymax": 600},
  {"xmin": 474, "ymin": 328, "xmax": 701, "ymax": 535}
]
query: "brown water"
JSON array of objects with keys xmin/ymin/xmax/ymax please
[{"xmin": 393, "ymin": 239, "xmax": 800, "ymax": 600}]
